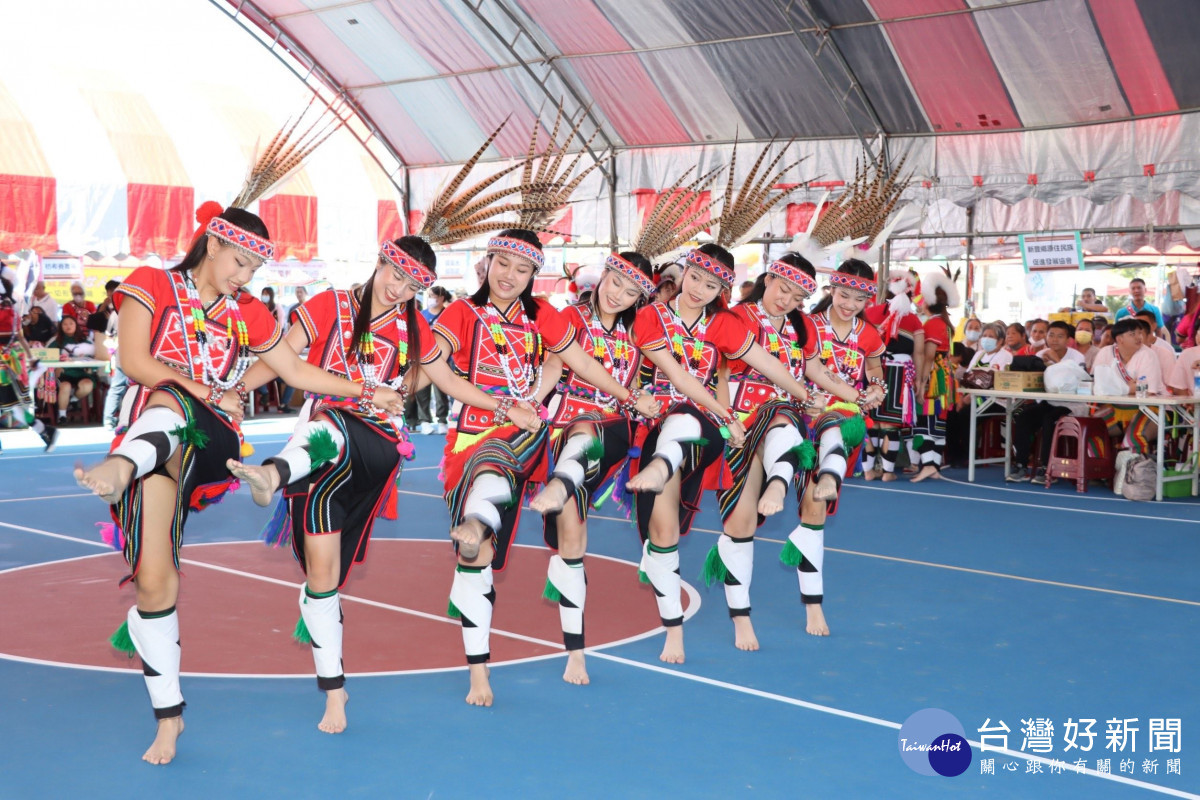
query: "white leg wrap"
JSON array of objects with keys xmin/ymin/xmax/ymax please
[
  {"xmin": 547, "ymin": 555, "xmax": 587, "ymax": 650},
  {"xmin": 906, "ymin": 439, "xmax": 919, "ymax": 468},
  {"xmin": 299, "ymin": 584, "xmax": 344, "ymax": 690},
  {"xmin": 267, "ymin": 420, "xmax": 345, "ymax": 486},
  {"xmin": 718, "ymin": 534, "xmax": 754, "ymax": 616},
  {"xmin": 788, "ymin": 524, "xmax": 825, "ymax": 604},
  {"xmin": 881, "ymin": 438, "xmax": 900, "ymax": 473},
  {"xmin": 640, "ymin": 540, "xmax": 683, "ymax": 626},
  {"xmin": 760, "ymin": 423, "xmax": 803, "ymax": 486},
  {"xmin": 113, "ymin": 406, "xmax": 184, "ymax": 478},
  {"xmin": 126, "ymin": 604, "xmax": 184, "ymax": 718},
  {"xmin": 652, "ymin": 413, "xmax": 702, "ymax": 474},
  {"xmin": 462, "ymin": 472, "xmax": 511, "ymax": 533},
  {"xmin": 818, "ymin": 426, "xmax": 847, "ymax": 479},
  {"xmin": 450, "ymin": 565, "xmax": 495, "ymax": 664},
  {"xmin": 553, "ymin": 433, "xmax": 592, "ymax": 489}
]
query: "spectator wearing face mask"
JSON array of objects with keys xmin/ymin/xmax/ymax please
[
  {"xmin": 62, "ymin": 281, "xmax": 95, "ymax": 324},
  {"xmin": 1073, "ymin": 317, "xmax": 1100, "ymax": 372}
]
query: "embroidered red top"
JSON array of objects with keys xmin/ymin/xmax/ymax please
[{"xmin": 549, "ymin": 302, "xmax": 641, "ymax": 426}]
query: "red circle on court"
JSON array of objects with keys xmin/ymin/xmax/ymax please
[{"xmin": 0, "ymin": 540, "xmax": 694, "ymax": 676}]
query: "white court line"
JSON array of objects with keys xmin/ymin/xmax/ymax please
[
  {"xmin": 590, "ymin": 652, "xmax": 1200, "ymax": 799},
  {"xmin": 845, "ymin": 483, "xmax": 1200, "ymax": 525},
  {"xmin": 397, "ymin": 489, "xmax": 1200, "ymax": 607},
  {"xmin": 0, "ymin": 492, "xmax": 92, "ymax": 504},
  {"xmin": 0, "ymin": 438, "xmax": 292, "ymax": 460},
  {"xmin": 935, "ymin": 472, "xmax": 1200, "ymax": 506}
]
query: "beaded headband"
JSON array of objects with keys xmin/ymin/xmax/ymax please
[
  {"xmin": 828, "ymin": 271, "xmax": 878, "ymax": 298},
  {"xmin": 380, "ymin": 240, "xmax": 436, "ymax": 289},
  {"xmin": 207, "ymin": 217, "xmax": 274, "ymax": 262},
  {"xmin": 604, "ymin": 254, "xmax": 655, "ymax": 297},
  {"xmin": 684, "ymin": 248, "xmax": 735, "ymax": 288},
  {"xmin": 487, "ymin": 236, "xmax": 545, "ymax": 271},
  {"xmin": 767, "ymin": 260, "xmax": 817, "ymax": 297}
]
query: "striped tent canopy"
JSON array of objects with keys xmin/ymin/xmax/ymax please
[{"xmin": 210, "ymin": 0, "xmax": 1200, "ymax": 257}]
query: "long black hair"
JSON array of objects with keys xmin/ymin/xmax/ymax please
[
  {"xmin": 745, "ymin": 251, "xmax": 812, "ymax": 350},
  {"xmin": 684, "ymin": 242, "xmax": 734, "ymax": 318},
  {"xmin": 469, "ymin": 228, "xmax": 542, "ymax": 321},
  {"xmin": 171, "ymin": 207, "xmax": 270, "ymax": 275},
  {"xmin": 352, "ymin": 235, "xmax": 435, "ymax": 394},
  {"xmin": 591, "ymin": 250, "xmax": 654, "ymax": 330},
  {"xmin": 811, "ymin": 258, "xmax": 875, "ymax": 319}
]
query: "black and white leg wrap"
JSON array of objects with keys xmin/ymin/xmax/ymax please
[
  {"xmin": 718, "ymin": 534, "xmax": 754, "ymax": 617},
  {"xmin": 760, "ymin": 424, "xmax": 803, "ymax": 490},
  {"xmin": 640, "ymin": 540, "xmax": 683, "ymax": 627},
  {"xmin": 451, "ymin": 564, "xmax": 495, "ymax": 664},
  {"xmin": 126, "ymin": 604, "xmax": 184, "ymax": 719},
  {"xmin": 264, "ymin": 420, "xmax": 345, "ymax": 488},
  {"xmin": 462, "ymin": 472, "xmax": 511, "ymax": 534},
  {"xmin": 547, "ymin": 554, "xmax": 586, "ymax": 651},
  {"xmin": 788, "ymin": 523, "xmax": 824, "ymax": 604},
  {"xmin": 113, "ymin": 406, "xmax": 184, "ymax": 479},
  {"xmin": 300, "ymin": 584, "xmax": 344, "ymax": 691},
  {"xmin": 651, "ymin": 413, "xmax": 701, "ymax": 477}
]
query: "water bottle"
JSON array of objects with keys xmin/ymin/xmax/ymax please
[{"xmin": 1136, "ymin": 376, "xmax": 1149, "ymax": 399}]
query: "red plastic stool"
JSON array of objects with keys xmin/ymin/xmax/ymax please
[
  {"xmin": 1046, "ymin": 416, "xmax": 1115, "ymax": 493},
  {"xmin": 977, "ymin": 416, "xmax": 1006, "ymax": 460}
]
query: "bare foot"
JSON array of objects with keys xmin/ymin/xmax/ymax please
[
  {"xmin": 863, "ymin": 467, "xmax": 879, "ymax": 481},
  {"xmin": 450, "ymin": 518, "xmax": 487, "ymax": 561},
  {"xmin": 317, "ymin": 688, "xmax": 348, "ymax": 734},
  {"xmin": 659, "ymin": 626, "xmax": 685, "ymax": 664},
  {"xmin": 881, "ymin": 471, "xmax": 897, "ymax": 482},
  {"xmin": 732, "ymin": 616, "xmax": 759, "ymax": 651},
  {"xmin": 563, "ymin": 650, "xmax": 590, "ymax": 685},
  {"xmin": 465, "ymin": 663, "xmax": 493, "ymax": 706},
  {"xmin": 757, "ymin": 479, "xmax": 788, "ymax": 516},
  {"xmin": 805, "ymin": 604, "xmax": 830, "ymax": 636},
  {"xmin": 529, "ymin": 478, "xmax": 569, "ymax": 515},
  {"xmin": 910, "ymin": 465, "xmax": 941, "ymax": 483},
  {"xmin": 142, "ymin": 716, "xmax": 184, "ymax": 765},
  {"xmin": 812, "ymin": 473, "xmax": 839, "ymax": 503},
  {"xmin": 75, "ymin": 457, "xmax": 135, "ymax": 505},
  {"xmin": 627, "ymin": 459, "xmax": 669, "ymax": 494},
  {"xmin": 225, "ymin": 459, "xmax": 279, "ymax": 507}
]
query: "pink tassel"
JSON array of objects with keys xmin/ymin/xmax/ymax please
[{"xmin": 96, "ymin": 521, "xmax": 125, "ymax": 552}]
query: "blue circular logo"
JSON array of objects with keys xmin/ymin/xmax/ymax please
[{"xmin": 898, "ymin": 708, "xmax": 973, "ymax": 777}]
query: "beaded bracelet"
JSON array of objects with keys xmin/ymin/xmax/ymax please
[
  {"xmin": 234, "ymin": 381, "xmax": 249, "ymax": 406},
  {"xmin": 493, "ymin": 397, "xmax": 515, "ymax": 425},
  {"xmin": 358, "ymin": 382, "xmax": 377, "ymax": 412},
  {"xmin": 206, "ymin": 385, "xmax": 224, "ymax": 406},
  {"xmin": 869, "ymin": 376, "xmax": 885, "ymax": 388},
  {"xmin": 617, "ymin": 388, "xmax": 640, "ymax": 416}
]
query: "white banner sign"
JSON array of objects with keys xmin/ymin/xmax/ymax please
[
  {"xmin": 1019, "ymin": 232, "xmax": 1083, "ymax": 272},
  {"xmin": 41, "ymin": 256, "xmax": 84, "ymax": 280}
]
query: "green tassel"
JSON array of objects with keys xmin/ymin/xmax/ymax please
[
  {"xmin": 684, "ymin": 437, "xmax": 710, "ymax": 447},
  {"xmin": 591, "ymin": 482, "xmax": 614, "ymax": 510},
  {"xmin": 583, "ymin": 436, "xmax": 605, "ymax": 462},
  {"xmin": 171, "ymin": 419, "xmax": 209, "ymax": 449},
  {"xmin": 447, "ymin": 598, "xmax": 462, "ymax": 619},
  {"xmin": 794, "ymin": 440, "xmax": 817, "ymax": 471},
  {"xmin": 637, "ymin": 569, "xmax": 650, "ymax": 584},
  {"xmin": 911, "ymin": 434, "xmax": 925, "ymax": 450},
  {"xmin": 306, "ymin": 427, "xmax": 339, "ymax": 469},
  {"xmin": 292, "ymin": 615, "xmax": 311, "ymax": 644},
  {"xmin": 701, "ymin": 544, "xmax": 729, "ymax": 587},
  {"xmin": 779, "ymin": 539, "xmax": 803, "ymax": 567},
  {"xmin": 542, "ymin": 578, "xmax": 562, "ymax": 603},
  {"xmin": 839, "ymin": 414, "xmax": 866, "ymax": 450},
  {"xmin": 108, "ymin": 620, "xmax": 136, "ymax": 654}
]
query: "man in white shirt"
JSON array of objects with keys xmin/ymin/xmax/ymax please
[
  {"xmin": 1010, "ymin": 322, "xmax": 1088, "ymax": 482},
  {"xmin": 1167, "ymin": 326, "xmax": 1200, "ymax": 395},
  {"xmin": 1091, "ymin": 318, "xmax": 1165, "ymax": 453},
  {"xmin": 1134, "ymin": 308, "xmax": 1176, "ymax": 381},
  {"xmin": 26, "ymin": 280, "xmax": 60, "ymax": 323}
]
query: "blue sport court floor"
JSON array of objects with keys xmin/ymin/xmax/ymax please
[{"xmin": 0, "ymin": 419, "xmax": 1197, "ymax": 799}]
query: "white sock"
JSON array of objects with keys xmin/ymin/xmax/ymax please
[
  {"xmin": 265, "ymin": 420, "xmax": 345, "ymax": 487},
  {"xmin": 450, "ymin": 565, "xmax": 494, "ymax": 664},
  {"xmin": 818, "ymin": 426, "xmax": 846, "ymax": 482},
  {"xmin": 547, "ymin": 555, "xmax": 586, "ymax": 650},
  {"xmin": 650, "ymin": 413, "xmax": 702, "ymax": 475},
  {"xmin": 126, "ymin": 604, "xmax": 184, "ymax": 718},
  {"xmin": 640, "ymin": 540, "xmax": 683, "ymax": 626},
  {"xmin": 462, "ymin": 472, "xmax": 511, "ymax": 533},
  {"xmin": 299, "ymin": 584, "xmax": 344, "ymax": 690},
  {"xmin": 553, "ymin": 433, "xmax": 593, "ymax": 490},
  {"xmin": 760, "ymin": 423, "xmax": 803, "ymax": 487},
  {"xmin": 113, "ymin": 405, "xmax": 184, "ymax": 478},
  {"xmin": 788, "ymin": 524, "xmax": 825, "ymax": 604},
  {"xmin": 718, "ymin": 534, "xmax": 753, "ymax": 616}
]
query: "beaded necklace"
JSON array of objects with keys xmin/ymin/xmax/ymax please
[
  {"xmin": 752, "ymin": 302, "xmax": 804, "ymax": 391},
  {"xmin": 582, "ymin": 304, "xmax": 634, "ymax": 407},
  {"xmin": 171, "ymin": 271, "xmax": 252, "ymax": 390},
  {"xmin": 814, "ymin": 311, "xmax": 863, "ymax": 384},
  {"xmin": 477, "ymin": 301, "xmax": 543, "ymax": 401},
  {"xmin": 660, "ymin": 297, "xmax": 712, "ymax": 402},
  {"xmin": 351, "ymin": 295, "xmax": 410, "ymax": 389}
]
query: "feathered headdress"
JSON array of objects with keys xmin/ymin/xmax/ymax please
[
  {"xmin": 791, "ymin": 150, "xmax": 911, "ymax": 269},
  {"xmin": 632, "ymin": 165, "xmax": 725, "ymax": 261},
  {"xmin": 515, "ymin": 104, "xmax": 610, "ymax": 235},
  {"xmin": 194, "ymin": 97, "xmax": 347, "ymax": 262},
  {"xmin": 713, "ymin": 136, "xmax": 803, "ymax": 250},
  {"xmin": 918, "ymin": 266, "xmax": 962, "ymax": 310}
]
